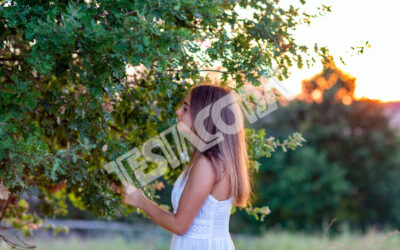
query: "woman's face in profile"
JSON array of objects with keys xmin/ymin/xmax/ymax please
[{"xmin": 176, "ymin": 93, "xmax": 193, "ymax": 133}]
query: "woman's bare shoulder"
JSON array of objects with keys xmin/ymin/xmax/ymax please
[{"xmin": 189, "ymin": 154, "xmax": 216, "ymax": 185}]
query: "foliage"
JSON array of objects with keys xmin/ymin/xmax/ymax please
[
  {"xmin": 250, "ymin": 61, "xmax": 400, "ymax": 232},
  {"xmin": 256, "ymin": 146, "xmax": 350, "ymax": 231}
]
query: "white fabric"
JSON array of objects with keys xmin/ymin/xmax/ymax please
[{"xmin": 169, "ymin": 165, "xmax": 235, "ymax": 250}]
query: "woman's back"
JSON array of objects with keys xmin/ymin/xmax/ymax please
[{"xmin": 170, "ymin": 164, "xmax": 235, "ymax": 250}]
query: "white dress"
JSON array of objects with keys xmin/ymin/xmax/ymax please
[{"xmin": 169, "ymin": 165, "xmax": 235, "ymax": 250}]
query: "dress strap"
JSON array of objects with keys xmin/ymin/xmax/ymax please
[
  {"xmin": 179, "ymin": 160, "xmax": 195, "ymax": 188},
  {"xmin": 216, "ymin": 152, "xmax": 227, "ymax": 171},
  {"xmin": 184, "ymin": 166, "xmax": 192, "ymax": 182},
  {"xmin": 217, "ymin": 152, "xmax": 224, "ymax": 161}
]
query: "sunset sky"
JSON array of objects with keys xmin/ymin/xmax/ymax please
[
  {"xmin": 128, "ymin": 1, "xmax": 400, "ymax": 102},
  {"xmin": 276, "ymin": 0, "xmax": 400, "ymax": 102}
]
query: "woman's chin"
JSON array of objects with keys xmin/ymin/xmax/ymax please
[{"xmin": 177, "ymin": 122, "xmax": 191, "ymax": 135}]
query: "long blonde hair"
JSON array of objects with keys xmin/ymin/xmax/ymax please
[{"xmin": 181, "ymin": 83, "xmax": 253, "ymax": 208}]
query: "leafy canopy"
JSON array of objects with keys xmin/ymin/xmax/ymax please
[{"xmin": 0, "ymin": 0, "xmax": 345, "ymax": 236}]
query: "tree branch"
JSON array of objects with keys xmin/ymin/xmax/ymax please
[
  {"xmin": 0, "ymin": 57, "xmax": 19, "ymax": 62},
  {"xmin": 166, "ymin": 69, "xmax": 229, "ymax": 73}
]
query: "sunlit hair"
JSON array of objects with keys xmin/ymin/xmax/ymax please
[{"xmin": 181, "ymin": 83, "xmax": 253, "ymax": 208}]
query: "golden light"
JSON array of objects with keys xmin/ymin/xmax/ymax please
[{"xmin": 277, "ymin": 0, "xmax": 400, "ymax": 103}]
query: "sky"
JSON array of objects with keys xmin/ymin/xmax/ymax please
[
  {"xmin": 274, "ymin": 0, "xmax": 400, "ymax": 102},
  {"xmin": 127, "ymin": 0, "xmax": 400, "ymax": 103}
]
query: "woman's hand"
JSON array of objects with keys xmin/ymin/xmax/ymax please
[
  {"xmin": 109, "ymin": 182, "xmax": 146, "ymax": 208},
  {"xmin": 121, "ymin": 185, "xmax": 145, "ymax": 209},
  {"xmin": 109, "ymin": 181, "xmax": 122, "ymax": 194}
]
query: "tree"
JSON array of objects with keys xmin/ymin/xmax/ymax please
[
  {"xmin": 1, "ymin": 0, "xmax": 356, "ymax": 240},
  {"xmin": 253, "ymin": 59, "xmax": 400, "ymax": 232}
]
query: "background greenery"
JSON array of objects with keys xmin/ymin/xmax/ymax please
[{"xmin": 248, "ymin": 61, "xmax": 400, "ymax": 234}]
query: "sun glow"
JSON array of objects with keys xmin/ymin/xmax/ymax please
[{"xmin": 274, "ymin": 0, "xmax": 400, "ymax": 103}]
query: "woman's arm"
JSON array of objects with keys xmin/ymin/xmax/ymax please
[{"xmin": 122, "ymin": 155, "xmax": 216, "ymax": 236}]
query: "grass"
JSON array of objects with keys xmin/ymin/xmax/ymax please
[
  {"xmin": 1, "ymin": 229, "xmax": 400, "ymax": 250},
  {"xmin": 234, "ymin": 229, "xmax": 400, "ymax": 250}
]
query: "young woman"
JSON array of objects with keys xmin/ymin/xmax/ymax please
[{"xmin": 118, "ymin": 84, "xmax": 253, "ymax": 250}]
